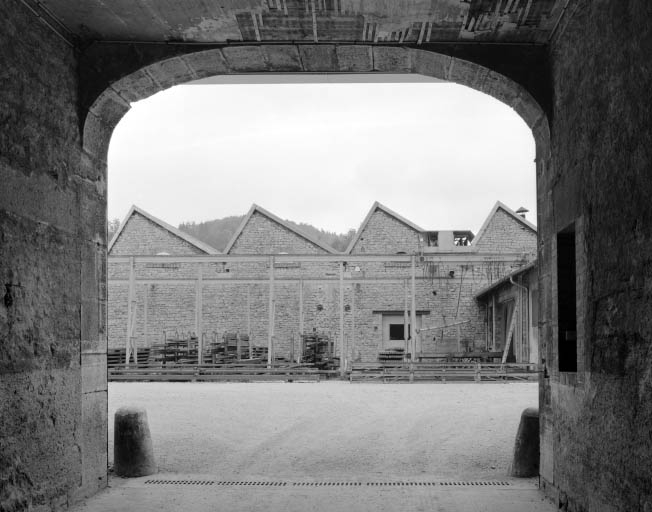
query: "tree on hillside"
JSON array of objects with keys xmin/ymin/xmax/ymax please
[
  {"xmin": 179, "ymin": 215, "xmax": 245, "ymax": 251},
  {"xmin": 108, "ymin": 218, "xmax": 121, "ymax": 240},
  {"xmin": 178, "ymin": 214, "xmax": 357, "ymax": 253}
]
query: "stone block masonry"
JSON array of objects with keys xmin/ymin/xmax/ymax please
[
  {"xmin": 350, "ymin": 208, "xmax": 422, "ymax": 254},
  {"xmin": 108, "ymin": 201, "xmax": 537, "ymax": 363},
  {"xmin": 108, "ymin": 256, "xmax": 526, "ymax": 363},
  {"xmin": 229, "ymin": 211, "xmax": 330, "ymax": 254},
  {"xmin": 0, "ymin": 1, "xmax": 107, "ymax": 509},
  {"xmin": 474, "ymin": 208, "xmax": 537, "ymax": 256}
]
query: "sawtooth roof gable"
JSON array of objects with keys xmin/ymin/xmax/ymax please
[
  {"xmin": 346, "ymin": 202, "xmax": 424, "ymax": 254},
  {"xmin": 108, "ymin": 205, "xmax": 219, "ymax": 255},
  {"xmin": 224, "ymin": 204, "xmax": 337, "ymax": 254},
  {"xmin": 472, "ymin": 201, "xmax": 537, "ymax": 252}
]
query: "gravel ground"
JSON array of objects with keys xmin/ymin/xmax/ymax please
[{"xmin": 108, "ymin": 381, "xmax": 538, "ymax": 481}]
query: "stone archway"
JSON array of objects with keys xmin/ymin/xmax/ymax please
[
  {"xmin": 80, "ymin": 43, "xmax": 551, "ymax": 497},
  {"xmin": 82, "ymin": 45, "xmax": 550, "ymax": 167}
]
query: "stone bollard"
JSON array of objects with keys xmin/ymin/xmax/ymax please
[
  {"xmin": 114, "ymin": 406, "xmax": 157, "ymax": 477},
  {"xmin": 511, "ymin": 407, "xmax": 540, "ymax": 477}
]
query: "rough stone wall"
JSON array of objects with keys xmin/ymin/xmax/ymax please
[
  {"xmin": 228, "ymin": 211, "xmax": 329, "ymax": 254},
  {"xmin": 350, "ymin": 209, "xmax": 422, "ymax": 254},
  {"xmin": 0, "ymin": 2, "xmax": 106, "ymax": 510},
  {"xmin": 473, "ymin": 208, "xmax": 537, "ymax": 256},
  {"xmin": 539, "ymin": 1, "xmax": 652, "ymax": 510},
  {"xmin": 107, "ymin": 256, "xmax": 528, "ymax": 361},
  {"xmin": 110, "ymin": 211, "xmax": 207, "ymax": 255}
]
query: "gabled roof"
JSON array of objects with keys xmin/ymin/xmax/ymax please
[
  {"xmin": 223, "ymin": 204, "xmax": 337, "ymax": 254},
  {"xmin": 474, "ymin": 260, "xmax": 538, "ymax": 300},
  {"xmin": 108, "ymin": 205, "xmax": 220, "ymax": 255},
  {"xmin": 345, "ymin": 202, "xmax": 425, "ymax": 254},
  {"xmin": 473, "ymin": 201, "xmax": 537, "ymax": 245}
]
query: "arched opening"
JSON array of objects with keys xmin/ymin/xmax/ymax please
[{"xmin": 82, "ymin": 44, "xmax": 551, "ymax": 495}]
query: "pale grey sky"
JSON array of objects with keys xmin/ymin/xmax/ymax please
[{"xmin": 107, "ymin": 77, "xmax": 536, "ymax": 235}]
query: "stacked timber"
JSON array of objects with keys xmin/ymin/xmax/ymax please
[
  {"xmin": 203, "ymin": 332, "xmax": 254, "ymax": 363},
  {"xmin": 250, "ymin": 346, "xmax": 268, "ymax": 360},
  {"xmin": 149, "ymin": 332, "xmax": 199, "ymax": 364},
  {"xmin": 301, "ymin": 333, "xmax": 337, "ymax": 370},
  {"xmin": 378, "ymin": 348, "xmax": 406, "ymax": 363},
  {"xmin": 107, "ymin": 348, "xmax": 150, "ymax": 367}
]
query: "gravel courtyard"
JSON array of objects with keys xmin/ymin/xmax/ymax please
[{"xmin": 108, "ymin": 381, "xmax": 538, "ymax": 481}]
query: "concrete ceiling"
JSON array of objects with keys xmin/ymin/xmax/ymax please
[{"xmin": 40, "ymin": 0, "xmax": 566, "ymax": 45}]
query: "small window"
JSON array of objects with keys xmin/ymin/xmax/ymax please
[
  {"xmin": 426, "ymin": 231, "xmax": 438, "ymax": 247},
  {"xmin": 389, "ymin": 323, "xmax": 410, "ymax": 340},
  {"xmin": 557, "ymin": 226, "xmax": 577, "ymax": 372},
  {"xmin": 453, "ymin": 231, "xmax": 474, "ymax": 246}
]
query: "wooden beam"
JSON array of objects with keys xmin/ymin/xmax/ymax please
[
  {"xmin": 492, "ymin": 295, "xmax": 497, "ymax": 351},
  {"xmin": 502, "ymin": 303, "xmax": 518, "ymax": 364},
  {"xmin": 143, "ymin": 284, "xmax": 148, "ymax": 349},
  {"xmin": 126, "ymin": 257, "xmax": 136, "ymax": 366},
  {"xmin": 267, "ymin": 256, "xmax": 275, "ymax": 367},
  {"xmin": 339, "ymin": 261, "xmax": 345, "ymax": 377},
  {"xmin": 196, "ymin": 266, "xmax": 203, "ymax": 364},
  {"xmin": 109, "ymin": 277, "xmax": 408, "ymax": 285},
  {"xmin": 298, "ymin": 279, "xmax": 303, "ymax": 363},
  {"xmin": 417, "ymin": 319, "xmax": 470, "ymax": 333},
  {"xmin": 109, "ymin": 252, "xmax": 528, "ymax": 265},
  {"xmin": 247, "ymin": 285, "xmax": 252, "ymax": 359},
  {"xmin": 350, "ymin": 284, "xmax": 355, "ymax": 371},
  {"xmin": 411, "ymin": 255, "xmax": 417, "ymax": 362},
  {"xmin": 404, "ymin": 279, "xmax": 409, "ymax": 354}
]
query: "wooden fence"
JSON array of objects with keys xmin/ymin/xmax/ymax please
[
  {"xmin": 108, "ymin": 363, "xmax": 331, "ymax": 382},
  {"xmin": 349, "ymin": 362, "xmax": 539, "ymax": 383}
]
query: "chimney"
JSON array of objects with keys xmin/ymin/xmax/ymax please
[{"xmin": 516, "ymin": 207, "xmax": 529, "ymax": 219}]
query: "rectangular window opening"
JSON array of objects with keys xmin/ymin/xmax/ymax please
[
  {"xmin": 389, "ymin": 323, "xmax": 410, "ymax": 340},
  {"xmin": 557, "ymin": 226, "xmax": 577, "ymax": 372}
]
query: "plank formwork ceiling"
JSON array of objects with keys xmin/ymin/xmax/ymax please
[{"xmin": 33, "ymin": 1, "xmax": 566, "ymax": 44}]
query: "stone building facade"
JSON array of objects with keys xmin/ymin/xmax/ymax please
[
  {"xmin": 475, "ymin": 261, "xmax": 539, "ymax": 364},
  {"xmin": 108, "ymin": 201, "xmax": 537, "ymax": 365}
]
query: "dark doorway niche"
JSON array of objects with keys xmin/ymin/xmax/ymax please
[{"xmin": 557, "ymin": 225, "xmax": 577, "ymax": 372}]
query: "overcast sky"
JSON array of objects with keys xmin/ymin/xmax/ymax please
[{"xmin": 107, "ymin": 78, "xmax": 536, "ymax": 235}]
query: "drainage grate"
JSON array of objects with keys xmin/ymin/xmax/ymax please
[
  {"xmin": 145, "ymin": 480, "xmax": 288, "ymax": 486},
  {"xmin": 144, "ymin": 479, "xmax": 511, "ymax": 487}
]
